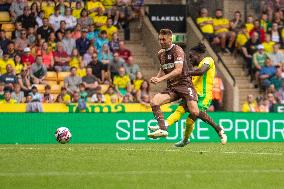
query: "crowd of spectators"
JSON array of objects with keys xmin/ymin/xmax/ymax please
[
  {"xmin": 196, "ymin": 0, "xmax": 284, "ymax": 111},
  {"xmin": 0, "ymin": 0, "xmax": 150, "ymax": 108}
]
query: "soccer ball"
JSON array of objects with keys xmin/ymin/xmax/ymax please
[{"xmin": 55, "ymin": 127, "xmax": 72, "ymax": 144}]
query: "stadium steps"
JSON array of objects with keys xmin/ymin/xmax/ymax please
[{"xmin": 220, "ymin": 53, "xmax": 261, "ymax": 110}]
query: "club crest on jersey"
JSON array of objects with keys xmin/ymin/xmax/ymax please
[{"xmin": 167, "ymin": 54, "xmax": 172, "ymax": 60}]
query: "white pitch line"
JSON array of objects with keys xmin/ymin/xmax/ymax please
[
  {"xmin": 0, "ymin": 147, "xmax": 282, "ymax": 156},
  {"xmin": 0, "ymin": 170, "xmax": 284, "ymax": 177}
]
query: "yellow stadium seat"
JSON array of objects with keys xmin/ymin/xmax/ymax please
[
  {"xmin": 64, "ymin": 2, "xmax": 71, "ymax": 7},
  {"xmin": 71, "ymin": 2, "xmax": 84, "ymax": 8},
  {"xmin": 1, "ymin": 23, "xmax": 15, "ymax": 32},
  {"xmin": 34, "ymin": 84, "xmax": 45, "ymax": 93},
  {"xmin": 57, "ymin": 72, "xmax": 70, "ymax": 81},
  {"xmin": 46, "ymin": 80, "xmax": 58, "ymax": 86},
  {"xmin": 46, "ymin": 71, "xmax": 57, "ymax": 81},
  {"xmin": 0, "ymin": 12, "xmax": 11, "ymax": 23},
  {"xmin": 59, "ymin": 81, "xmax": 64, "ymax": 87},
  {"xmin": 100, "ymin": 84, "xmax": 109, "ymax": 94},
  {"xmin": 50, "ymin": 85, "xmax": 61, "ymax": 94}
]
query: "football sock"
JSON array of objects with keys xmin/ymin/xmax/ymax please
[
  {"xmin": 198, "ymin": 111, "xmax": 222, "ymax": 133},
  {"xmin": 166, "ymin": 105, "xmax": 185, "ymax": 126},
  {"xmin": 151, "ymin": 105, "xmax": 166, "ymax": 130},
  {"xmin": 183, "ymin": 117, "xmax": 195, "ymax": 142}
]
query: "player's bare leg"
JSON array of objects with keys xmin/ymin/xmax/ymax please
[{"xmin": 148, "ymin": 93, "xmax": 172, "ymax": 138}]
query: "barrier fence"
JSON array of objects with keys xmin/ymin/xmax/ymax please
[{"xmin": 0, "ymin": 112, "xmax": 283, "ymax": 144}]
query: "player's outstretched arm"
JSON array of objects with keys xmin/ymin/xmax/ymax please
[{"xmin": 188, "ymin": 64, "xmax": 210, "ymax": 76}]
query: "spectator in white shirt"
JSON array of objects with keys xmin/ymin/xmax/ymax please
[
  {"xmin": 64, "ymin": 7, "xmax": 77, "ymax": 29},
  {"xmin": 49, "ymin": 6, "xmax": 65, "ymax": 31}
]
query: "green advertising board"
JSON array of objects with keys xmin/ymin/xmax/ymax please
[{"xmin": 0, "ymin": 112, "xmax": 283, "ymax": 144}]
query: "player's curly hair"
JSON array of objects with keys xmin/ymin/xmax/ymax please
[{"xmin": 190, "ymin": 43, "xmax": 206, "ymax": 54}]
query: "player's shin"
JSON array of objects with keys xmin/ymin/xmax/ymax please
[
  {"xmin": 183, "ymin": 117, "xmax": 195, "ymax": 143},
  {"xmin": 151, "ymin": 105, "xmax": 167, "ymax": 130},
  {"xmin": 198, "ymin": 111, "xmax": 222, "ymax": 133},
  {"xmin": 166, "ymin": 105, "xmax": 185, "ymax": 126}
]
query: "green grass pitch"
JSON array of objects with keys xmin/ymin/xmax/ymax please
[{"xmin": 0, "ymin": 143, "xmax": 283, "ymax": 189}]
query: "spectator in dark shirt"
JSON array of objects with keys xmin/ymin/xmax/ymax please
[
  {"xmin": 0, "ymin": 64, "xmax": 18, "ymax": 90},
  {"xmin": 89, "ymin": 52, "xmax": 104, "ymax": 83},
  {"xmin": 55, "ymin": 21, "xmax": 66, "ymax": 41},
  {"xmin": 249, "ymin": 19, "xmax": 266, "ymax": 42},
  {"xmin": 36, "ymin": 18, "xmax": 54, "ymax": 42},
  {"xmin": 0, "ymin": 30, "xmax": 10, "ymax": 53},
  {"xmin": 118, "ymin": 40, "xmax": 131, "ymax": 62},
  {"xmin": 16, "ymin": 6, "xmax": 36, "ymax": 29},
  {"xmin": 76, "ymin": 28, "xmax": 90, "ymax": 56},
  {"xmin": 109, "ymin": 32, "xmax": 120, "ymax": 52},
  {"xmin": 6, "ymin": 42, "xmax": 17, "ymax": 58},
  {"xmin": 82, "ymin": 66, "xmax": 100, "ymax": 96}
]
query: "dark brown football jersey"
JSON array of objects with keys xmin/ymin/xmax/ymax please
[{"xmin": 158, "ymin": 44, "xmax": 193, "ymax": 87}]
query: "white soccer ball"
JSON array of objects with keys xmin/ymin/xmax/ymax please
[{"xmin": 55, "ymin": 127, "xmax": 72, "ymax": 144}]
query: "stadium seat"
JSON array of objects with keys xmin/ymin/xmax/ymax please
[
  {"xmin": 71, "ymin": 2, "xmax": 84, "ymax": 8},
  {"xmin": 0, "ymin": 12, "xmax": 11, "ymax": 23},
  {"xmin": 57, "ymin": 72, "xmax": 70, "ymax": 82},
  {"xmin": 100, "ymin": 85, "xmax": 109, "ymax": 94},
  {"xmin": 46, "ymin": 71, "xmax": 57, "ymax": 81},
  {"xmin": 46, "ymin": 80, "xmax": 58, "ymax": 86},
  {"xmin": 34, "ymin": 84, "xmax": 45, "ymax": 93},
  {"xmin": 59, "ymin": 81, "xmax": 64, "ymax": 87},
  {"xmin": 1, "ymin": 23, "xmax": 15, "ymax": 32},
  {"xmin": 50, "ymin": 85, "xmax": 61, "ymax": 94},
  {"xmin": 5, "ymin": 32, "xmax": 12, "ymax": 39}
]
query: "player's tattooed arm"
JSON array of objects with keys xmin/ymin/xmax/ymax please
[{"xmin": 188, "ymin": 64, "xmax": 210, "ymax": 76}]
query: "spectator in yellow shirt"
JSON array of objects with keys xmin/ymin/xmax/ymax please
[
  {"xmin": 0, "ymin": 90, "xmax": 16, "ymax": 104},
  {"xmin": 245, "ymin": 15, "xmax": 254, "ymax": 33},
  {"xmin": 242, "ymin": 94, "xmax": 256, "ymax": 112},
  {"xmin": 113, "ymin": 66, "xmax": 131, "ymax": 96},
  {"xmin": 93, "ymin": 7, "xmax": 108, "ymax": 28},
  {"xmin": 86, "ymin": 0, "xmax": 105, "ymax": 19},
  {"xmin": 41, "ymin": 0, "xmax": 55, "ymax": 18},
  {"xmin": 59, "ymin": 86, "xmax": 71, "ymax": 104},
  {"xmin": 213, "ymin": 9, "xmax": 236, "ymax": 53},
  {"xmin": 0, "ymin": 54, "xmax": 15, "ymax": 75},
  {"xmin": 72, "ymin": 2, "xmax": 83, "ymax": 19},
  {"xmin": 262, "ymin": 34, "xmax": 275, "ymax": 53},
  {"xmin": 100, "ymin": 18, "xmax": 118, "ymax": 40},
  {"xmin": 235, "ymin": 24, "xmax": 250, "ymax": 49},
  {"xmin": 196, "ymin": 8, "xmax": 217, "ymax": 43}
]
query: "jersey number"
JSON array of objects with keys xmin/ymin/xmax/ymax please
[{"xmin": 188, "ymin": 88, "xmax": 193, "ymax": 97}]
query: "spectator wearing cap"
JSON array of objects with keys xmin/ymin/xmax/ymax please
[
  {"xmin": 253, "ymin": 44, "xmax": 269, "ymax": 79},
  {"xmin": 269, "ymin": 43, "xmax": 284, "ymax": 66},
  {"xmin": 95, "ymin": 30, "xmax": 109, "ymax": 53},
  {"xmin": 15, "ymin": 29, "xmax": 29, "ymax": 52},
  {"xmin": 0, "ymin": 54, "xmax": 15, "ymax": 75},
  {"xmin": 62, "ymin": 29, "xmax": 76, "ymax": 56},
  {"xmin": 11, "ymin": 83, "xmax": 25, "ymax": 103},
  {"xmin": 49, "ymin": 6, "xmax": 65, "ymax": 31},
  {"xmin": 242, "ymin": 94, "xmax": 256, "ymax": 112},
  {"xmin": 100, "ymin": 18, "xmax": 118, "ymax": 41},
  {"xmin": 64, "ymin": 7, "xmax": 77, "ymax": 30},
  {"xmin": 259, "ymin": 58, "xmax": 277, "ymax": 90},
  {"xmin": 37, "ymin": 18, "xmax": 54, "ymax": 42},
  {"xmin": 250, "ymin": 19, "xmax": 266, "ymax": 43},
  {"xmin": 0, "ymin": 90, "xmax": 16, "ymax": 104},
  {"xmin": 16, "ymin": 6, "xmax": 37, "ymax": 29},
  {"xmin": 30, "ymin": 56, "xmax": 47, "ymax": 85},
  {"xmin": 29, "ymin": 86, "xmax": 42, "ymax": 102},
  {"xmin": 77, "ymin": 8, "xmax": 93, "ymax": 29},
  {"xmin": 55, "ymin": 20, "xmax": 66, "ymax": 41},
  {"xmin": 125, "ymin": 56, "xmax": 140, "ymax": 81},
  {"xmin": 21, "ymin": 47, "xmax": 35, "ymax": 67},
  {"xmin": 76, "ymin": 28, "xmax": 91, "ymax": 56},
  {"xmin": 1, "ymin": 64, "xmax": 18, "ymax": 90},
  {"xmin": 0, "ymin": 30, "xmax": 10, "ymax": 53},
  {"xmin": 9, "ymin": 0, "xmax": 27, "ymax": 22},
  {"xmin": 26, "ymin": 86, "xmax": 43, "ymax": 112},
  {"xmin": 82, "ymin": 66, "xmax": 100, "ymax": 96},
  {"xmin": 53, "ymin": 42, "xmax": 70, "ymax": 72},
  {"xmin": 64, "ymin": 67, "xmax": 82, "ymax": 94},
  {"xmin": 118, "ymin": 40, "xmax": 131, "ymax": 62}
]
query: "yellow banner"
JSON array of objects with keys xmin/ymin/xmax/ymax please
[{"xmin": 0, "ymin": 103, "xmax": 178, "ymax": 113}]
